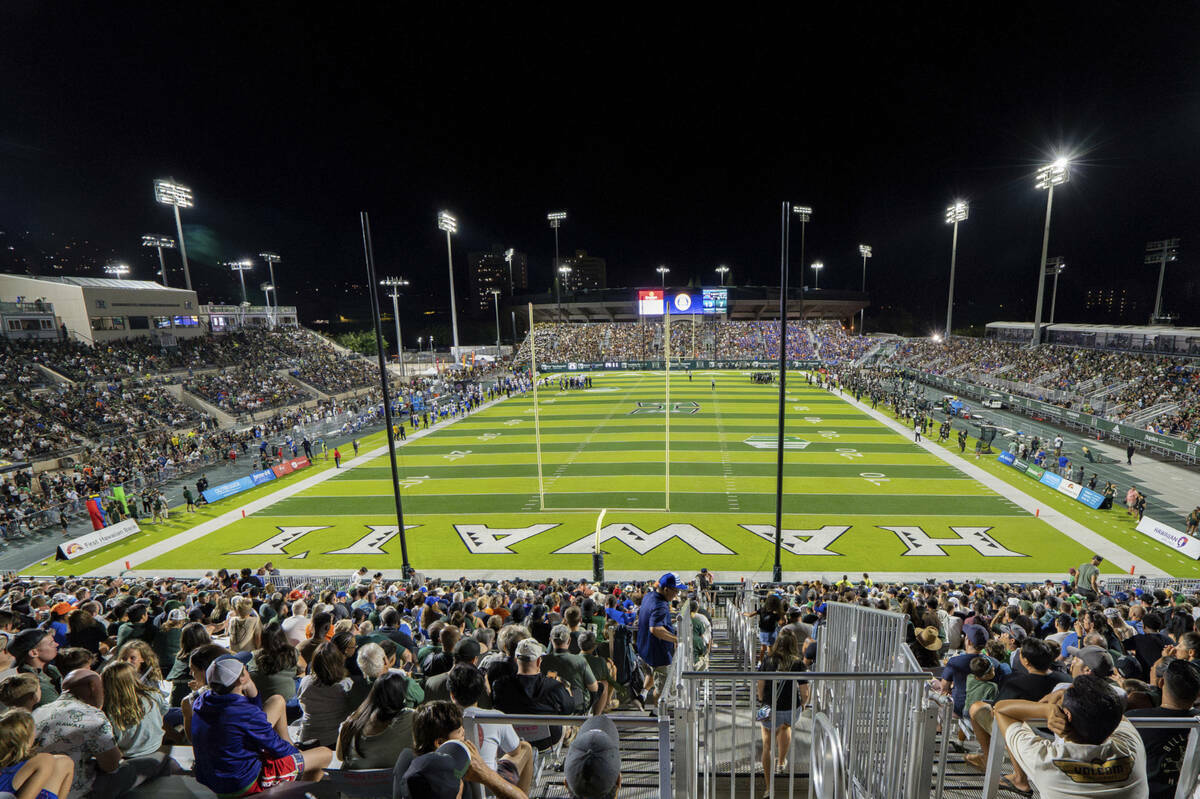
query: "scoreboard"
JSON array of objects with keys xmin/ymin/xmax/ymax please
[{"xmin": 637, "ymin": 288, "xmax": 728, "ymax": 315}]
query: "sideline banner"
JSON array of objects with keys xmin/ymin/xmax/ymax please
[
  {"xmin": 202, "ymin": 475, "xmax": 255, "ymax": 504},
  {"xmin": 996, "ymin": 455, "xmax": 1104, "ymax": 512},
  {"xmin": 56, "ymin": 519, "xmax": 139, "ymax": 560},
  {"xmin": 250, "ymin": 469, "xmax": 277, "ymax": 487},
  {"xmin": 272, "ymin": 457, "xmax": 312, "ymax": 478},
  {"xmin": 1136, "ymin": 516, "xmax": 1200, "ymax": 560}
]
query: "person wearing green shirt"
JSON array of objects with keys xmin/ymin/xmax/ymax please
[
  {"xmin": 578, "ymin": 630, "xmax": 614, "ymax": 713},
  {"xmin": 1075, "ymin": 555, "xmax": 1103, "ymax": 601},
  {"xmin": 541, "ymin": 625, "xmax": 600, "ymax": 714}
]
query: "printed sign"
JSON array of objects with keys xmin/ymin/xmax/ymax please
[
  {"xmin": 250, "ymin": 469, "xmax": 277, "ymax": 486},
  {"xmin": 202, "ymin": 475, "xmax": 256, "ymax": 504},
  {"xmin": 1135, "ymin": 516, "xmax": 1200, "ymax": 560},
  {"xmin": 56, "ymin": 519, "xmax": 140, "ymax": 560}
]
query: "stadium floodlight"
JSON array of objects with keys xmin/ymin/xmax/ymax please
[
  {"xmin": 944, "ymin": 200, "xmax": 969, "ymax": 339},
  {"xmin": 857, "ymin": 245, "xmax": 872, "ymax": 334},
  {"xmin": 380, "ymin": 277, "xmax": 410, "ymax": 377},
  {"xmin": 1044, "ymin": 257, "xmax": 1066, "ymax": 324},
  {"xmin": 656, "ymin": 265, "xmax": 670, "ymax": 288},
  {"xmin": 1031, "ymin": 157, "xmax": 1070, "ymax": 346},
  {"xmin": 490, "ymin": 288, "xmax": 503, "ymax": 348},
  {"xmin": 437, "ymin": 211, "xmax": 461, "ymax": 352},
  {"xmin": 503, "ymin": 247, "xmax": 516, "ymax": 296},
  {"xmin": 811, "ymin": 261, "xmax": 824, "ymax": 289},
  {"xmin": 548, "ymin": 211, "xmax": 567, "ymax": 308},
  {"xmin": 142, "ymin": 234, "xmax": 176, "ymax": 286},
  {"xmin": 792, "ymin": 205, "xmax": 812, "ymax": 222},
  {"xmin": 258, "ymin": 252, "xmax": 282, "ymax": 314},
  {"xmin": 260, "ymin": 281, "xmax": 275, "ymax": 308},
  {"xmin": 558, "ymin": 263, "xmax": 573, "ymax": 301},
  {"xmin": 715, "ymin": 265, "xmax": 730, "ymax": 286},
  {"xmin": 154, "ymin": 178, "xmax": 194, "ymax": 291},
  {"xmin": 223, "ymin": 259, "xmax": 254, "ymax": 304},
  {"xmin": 1145, "ymin": 238, "xmax": 1182, "ymax": 321},
  {"xmin": 103, "ymin": 263, "xmax": 130, "ymax": 280}
]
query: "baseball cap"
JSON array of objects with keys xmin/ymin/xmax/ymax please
[
  {"xmin": 565, "ymin": 715, "xmax": 621, "ymax": 798},
  {"xmin": 1066, "ymin": 645, "xmax": 1113, "ymax": 673},
  {"xmin": 168, "ymin": 608, "xmax": 188, "ymax": 622},
  {"xmin": 998, "ymin": 624, "xmax": 1026, "ymax": 642},
  {"xmin": 50, "ymin": 602, "xmax": 73, "ymax": 616},
  {"xmin": 452, "ymin": 637, "xmax": 482, "ymax": 662},
  {"xmin": 205, "ymin": 655, "xmax": 246, "ymax": 690},
  {"xmin": 397, "ymin": 740, "xmax": 471, "ymax": 799},
  {"xmin": 659, "ymin": 573, "xmax": 683, "ymax": 590},
  {"xmin": 515, "ymin": 639, "xmax": 545, "ymax": 660},
  {"xmin": 550, "ymin": 624, "xmax": 571, "ymax": 643},
  {"xmin": 963, "ymin": 624, "xmax": 988, "ymax": 649}
]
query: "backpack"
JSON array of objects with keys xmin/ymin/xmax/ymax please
[{"xmin": 610, "ymin": 624, "xmax": 639, "ymax": 686}]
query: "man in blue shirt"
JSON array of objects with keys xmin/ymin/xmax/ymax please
[
  {"xmin": 637, "ymin": 573, "xmax": 682, "ymax": 705},
  {"xmin": 939, "ymin": 625, "xmax": 989, "ymax": 717}
]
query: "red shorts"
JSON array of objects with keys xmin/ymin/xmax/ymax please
[{"xmin": 233, "ymin": 753, "xmax": 304, "ymax": 796}]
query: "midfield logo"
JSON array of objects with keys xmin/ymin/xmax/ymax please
[{"xmin": 629, "ymin": 401, "xmax": 701, "ymax": 415}]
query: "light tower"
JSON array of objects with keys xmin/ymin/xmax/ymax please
[
  {"xmin": 548, "ymin": 211, "xmax": 567, "ymax": 307},
  {"xmin": 141, "ymin": 235, "xmax": 176, "ymax": 286},
  {"xmin": 437, "ymin": 211, "xmax": 460, "ymax": 352},
  {"xmin": 103, "ymin": 263, "xmax": 130, "ymax": 280},
  {"xmin": 1031, "ymin": 158, "xmax": 1070, "ymax": 346},
  {"xmin": 715, "ymin": 265, "xmax": 730, "ymax": 286},
  {"xmin": 857, "ymin": 245, "xmax": 872, "ymax": 333},
  {"xmin": 258, "ymin": 252, "xmax": 282, "ymax": 321},
  {"xmin": 154, "ymin": 179, "xmax": 194, "ymax": 291},
  {"xmin": 1044, "ymin": 257, "xmax": 1066, "ymax": 324},
  {"xmin": 944, "ymin": 200, "xmax": 969, "ymax": 339},
  {"xmin": 656, "ymin": 265, "xmax": 670, "ymax": 287},
  {"xmin": 224, "ymin": 259, "xmax": 254, "ymax": 304},
  {"xmin": 1145, "ymin": 239, "xmax": 1181, "ymax": 322},
  {"xmin": 811, "ymin": 261, "xmax": 824, "ymax": 289},
  {"xmin": 380, "ymin": 277, "xmax": 410, "ymax": 377},
  {"xmin": 490, "ymin": 288, "xmax": 502, "ymax": 349}
]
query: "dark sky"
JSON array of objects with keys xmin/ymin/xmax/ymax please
[{"xmin": 2, "ymin": 3, "xmax": 1199, "ymax": 335}]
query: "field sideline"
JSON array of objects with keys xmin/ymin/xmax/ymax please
[{"xmin": 25, "ymin": 371, "xmax": 1188, "ymax": 581}]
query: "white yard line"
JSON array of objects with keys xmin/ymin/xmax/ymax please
[
  {"xmin": 836, "ymin": 388, "xmax": 1168, "ymax": 577},
  {"xmin": 88, "ymin": 397, "xmax": 510, "ymax": 576}
]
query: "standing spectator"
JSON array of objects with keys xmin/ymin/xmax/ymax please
[
  {"xmin": 637, "ymin": 574, "xmax": 682, "ymax": 705},
  {"xmin": 1075, "ymin": 555, "xmax": 1103, "ymax": 602},
  {"xmin": 32, "ymin": 670, "xmax": 121, "ymax": 799},
  {"xmin": 1127, "ymin": 442, "xmax": 1135, "ymax": 465},
  {"xmin": 756, "ymin": 628, "xmax": 802, "ymax": 779},
  {"xmin": 333, "ymin": 448, "xmax": 341, "ymax": 468}
]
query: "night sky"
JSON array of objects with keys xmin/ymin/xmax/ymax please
[{"xmin": 2, "ymin": 3, "xmax": 1199, "ymax": 338}]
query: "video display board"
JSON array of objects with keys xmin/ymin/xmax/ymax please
[{"xmin": 637, "ymin": 288, "xmax": 728, "ymax": 315}]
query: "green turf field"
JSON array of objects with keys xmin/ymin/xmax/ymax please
[{"xmin": 32, "ymin": 369, "xmax": 1173, "ymax": 579}]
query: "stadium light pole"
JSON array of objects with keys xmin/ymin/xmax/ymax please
[
  {"xmin": 716, "ymin": 265, "xmax": 730, "ymax": 286},
  {"xmin": 1031, "ymin": 158, "xmax": 1070, "ymax": 347},
  {"xmin": 259, "ymin": 252, "xmax": 282, "ymax": 324},
  {"xmin": 103, "ymin": 263, "xmax": 130, "ymax": 280},
  {"xmin": 1145, "ymin": 239, "xmax": 1181, "ymax": 322},
  {"xmin": 656, "ymin": 265, "xmax": 670, "ymax": 287},
  {"xmin": 503, "ymin": 247, "xmax": 516, "ymax": 296},
  {"xmin": 558, "ymin": 265, "xmax": 573, "ymax": 309},
  {"xmin": 381, "ymin": 277, "xmax": 410, "ymax": 378},
  {"xmin": 490, "ymin": 288, "xmax": 502, "ymax": 349},
  {"xmin": 142, "ymin": 235, "xmax": 176, "ymax": 287},
  {"xmin": 857, "ymin": 245, "xmax": 872, "ymax": 333},
  {"xmin": 791, "ymin": 206, "xmax": 812, "ymax": 290},
  {"xmin": 811, "ymin": 261, "xmax": 824, "ymax": 289},
  {"xmin": 260, "ymin": 282, "xmax": 275, "ymax": 308},
  {"xmin": 1044, "ymin": 257, "xmax": 1065, "ymax": 324},
  {"xmin": 360, "ymin": 211, "xmax": 413, "ymax": 579},
  {"xmin": 437, "ymin": 211, "xmax": 460, "ymax": 353},
  {"xmin": 154, "ymin": 179, "xmax": 194, "ymax": 292},
  {"xmin": 944, "ymin": 201, "xmax": 969, "ymax": 339},
  {"xmin": 772, "ymin": 202, "xmax": 796, "ymax": 584},
  {"xmin": 548, "ymin": 211, "xmax": 567, "ymax": 307},
  {"xmin": 225, "ymin": 259, "xmax": 254, "ymax": 304}
]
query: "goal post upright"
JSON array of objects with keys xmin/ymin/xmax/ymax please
[
  {"xmin": 529, "ymin": 303, "xmax": 546, "ymax": 511},
  {"xmin": 664, "ymin": 310, "xmax": 671, "ymax": 512}
]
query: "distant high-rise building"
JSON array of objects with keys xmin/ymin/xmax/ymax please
[
  {"xmin": 1084, "ymin": 282, "xmax": 1141, "ymax": 323},
  {"xmin": 561, "ymin": 250, "xmax": 606, "ymax": 292},
  {"xmin": 469, "ymin": 247, "xmax": 527, "ymax": 312}
]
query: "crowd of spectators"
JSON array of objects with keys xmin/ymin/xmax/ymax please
[
  {"xmin": 896, "ymin": 337, "xmax": 1200, "ymax": 441},
  {"xmin": 183, "ymin": 367, "xmax": 311, "ymax": 416}
]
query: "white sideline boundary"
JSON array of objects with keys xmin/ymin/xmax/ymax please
[
  {"xmin": 85, "ymin": 395, "xmax": 513, "ymax": 577},
  {"xmin": 835, "ymin": 385, "xmax": 1168, "ymax": 577}
]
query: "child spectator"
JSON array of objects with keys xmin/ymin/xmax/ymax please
[{"xmin": 965, "ymin": 656, "xmax": 997, "ymax": 710}]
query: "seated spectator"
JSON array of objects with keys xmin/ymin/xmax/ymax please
[
  {"xmin": 994, "ymin": 675, "xmax": 1146, "ymax": 797},
  {"xmin": 424, "ymin": 638, "xmax": 482, "ymax": 704},
  {"xmin": 180, "ymin": 644, "xmax": 231, "ymax": 740},
  {"xmin": 334, "ymin": 672, "xmax": 414, "ymax": 770},
  {"xmin": 297, "ymin": 642, "xmax": 355, "ymax": 747},
  {"xmin": 356, "ymin": 641, "xmax": 424, "ymax": 707},
  {"xmin": 966, "ymin": 639, "xmax": 1061, "ymax": 772},
  {"xmin": 491, "ymin": 639, "xmax": 574, "ymax": 751},
  {"xmin": 247, "ymin": 623, "xmax": 299, "ymax": 703},
  {"xmin": 1128, "ymin": 658, "xmax": 1200, "ymax": 799},
  {"xmin": 393, "ymin": 701, "xmax": 526, "ymax": 799},
  {"xmin": 0, "ymin": 675, "xmax": 40, "ymax": 713},
  {"xmin": 113, "ymin": 640, "xmax": 162, "ymax": 688},
  {"xmin": 191, "ymin": 655, "xmax": 331, "ymax": 795},
  {"xmin": 150, "ymin": 608, "xmax": 188, "ymax": 677},
  {"xmin": 226, "ymin": 597, "xmax": 261, "ymax": 654},
  {"xmin": 100, "ymin": 661, "xmax": 166, "ymax": 760},
  {"xmin": 165, "ymin": 623, "xmax": 210, "ymax": 708},
  {"xmin": 32, "ymin": 669, "xmax": 121, "ymax": 799},
  {"xmin": 938, "ymin": 624, "xmax": 988, "ymax": 717},
  {"xmin": 280, "ymin": 601, "xmax": 309, "ymax": 647},
  {"xmin": 564, "ymin": 715, "xmax": 622, "ymax": 799},
  {"xmin": 448, "ymin": 663, "xmax": 533, "ymax": 795},
  {"xmin": 0, "ymin": 708, "xmax": 75, "ymax": 799},
  {"xmin": 65, "ymin": 608, "xmax": 107, "ymax": 657},
  {"xmin": 114, "ymin": 606, "xmax": 155, "ymax": 650},
  {"xmin": 423, "ymin": 625, "xmax": 460, "ymax": 678},
  {"xmin": 9, "ymin": 630, "xmax": 60, "ymax": 708}
]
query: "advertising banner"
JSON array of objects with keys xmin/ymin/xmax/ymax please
[
  {"xmin": 1135, "ymin": 516, "xmax": 1200, "ymax": 560},
  {"xmin": 998, "ymin": 451, "xmax": 1015, "ymax": 466},
  {"xmin": 271, "ymin": 457, "xmax": 311, "ymax": 478},
  {"xmin": 250, "ymin": 469, "xmax": 276, "ymax": 486},
  {"xmin": 1025, "ymin": 464, "xmax": 1045, "ymax": 480},
  {"xmin": 1077, "ymin": 487, "xmax": 1105, "ymax": 509},
  {"xmin": 1039, "ymin": 471, "xmax": 1062, "ymax": 490},
  {"xmin": 1055, "ymin": 477, "xmax": 1084, "ymax": 501},
  {"xmin": 202, "ymin": 475, "xmax": 255, "ymax": 504},
  {"xmin": 996, "ymin": 456, "xmax": 1107, "ymax": 513},
  {"xmin": 56, "ymin": 519, "xmax": 139, "ymax": 560}
]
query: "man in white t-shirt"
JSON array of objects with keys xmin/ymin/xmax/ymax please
[
  {"xmin": 281, "ymin": 600, "xmax": 309, "ymax": 647},
  {"xmin": 447, "ymin": 663, "xmax": 533, "ymax": 795},
  {"xmin": 993, "ymin": 674, "xmax": 1147, "ymax": 797}
]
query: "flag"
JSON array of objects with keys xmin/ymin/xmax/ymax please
[
  {"xmin": 111, "ymin": 485, "xmax": 128, "ymax": 514},
  {"xmin": 86, "ymin": 496, "xmax": 107, "ymax": 530}
]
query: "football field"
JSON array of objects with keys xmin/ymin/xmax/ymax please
[{"xmin": 31, "ymin": 369, "xmax": 1192, "ymax": 581}]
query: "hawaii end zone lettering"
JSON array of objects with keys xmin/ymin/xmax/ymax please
[{"xmin": 226, "ymin": 522, "xmax": 1031, "ymax": 559}]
